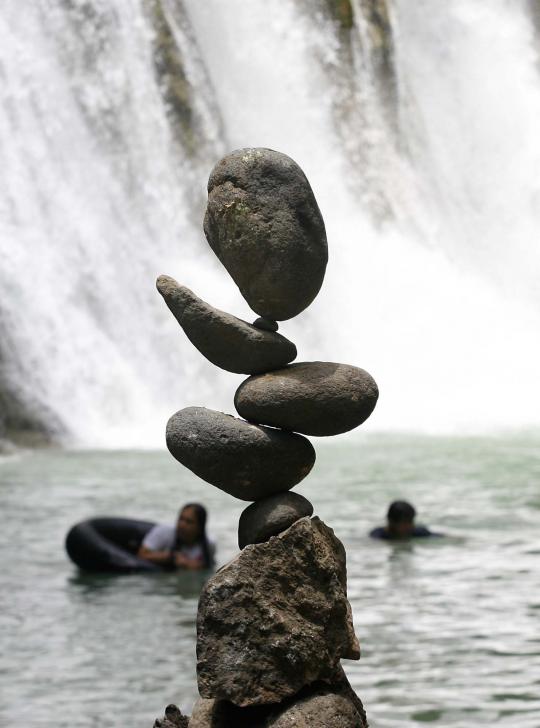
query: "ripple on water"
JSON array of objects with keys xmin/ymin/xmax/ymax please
[{"xmin": 1, "ymin": 438, "xmax": 540, "ymax": 727}]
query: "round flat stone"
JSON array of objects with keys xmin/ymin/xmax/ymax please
[
  {"xmin": 235, "ymin": 362, "xmax": 379, "ymax": 436},
  {"xmin": 156, "ymin": 275, "xmax": 296, "ymax": 374},
  {"xmin": 204, "ymin": 148, "xmax": 328, "ymax": 321},
  {"xmin": 238, "ymin": 492, "xmax": 314, "ymax": 549},
  {"xmin": 166, "ymin": 407, "xmax": 315, "ymax": 501}
]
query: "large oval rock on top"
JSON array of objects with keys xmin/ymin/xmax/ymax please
[
  {"xmin": 235, "ymin": 362, "xmax": 379, "ymax": 436},
  {"xmin": 204, "ymin": 148, "xmax": 328, "ymax": 321},
  {"xmin": 156, "ymin": 275, "xmax": 296, "ymax": 374},
  {"xmin": 166, "ymin": 407, "xmax": 315, "ymax": 501}
]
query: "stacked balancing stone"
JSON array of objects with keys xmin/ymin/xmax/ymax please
[{"xmin": 154, "ymin": 148, "xmax": 378, "ymax": 728}]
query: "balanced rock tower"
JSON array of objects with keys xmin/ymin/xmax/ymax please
[{"xmin": 154, "ymin": 148, "xmax": 378, "ymax": 728}]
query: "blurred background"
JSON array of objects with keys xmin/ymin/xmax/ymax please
[{"xmin": 1, "ymin": 1, "xmax": 540, "ymax": 726}]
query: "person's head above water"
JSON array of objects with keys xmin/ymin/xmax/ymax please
[
  {"xmin": 176, "ymin": 503, "xmax": 207, "ymax": 545},
  {"xmin": 370, "ymin": 500, "xmax": 440, "ymax": 541},
  {"xmin": 386, "ymin": 500, "xmax": 416, "ymax": 539}
]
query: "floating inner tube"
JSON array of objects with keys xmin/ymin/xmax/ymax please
[{"xmin": 65, "ymin": 517, "xmax": 162, "ymax": 573}]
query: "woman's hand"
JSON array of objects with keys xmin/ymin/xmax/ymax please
[{"xmin": 173, "ymin": 551, "xmax": 203, "ymax": 570}]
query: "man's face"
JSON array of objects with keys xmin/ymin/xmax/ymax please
[
  {"xmin": 177, "ymin": 507, "xmax": 199, "ymax": 544},
  {"xmin": 388, "ymin": 520, "xmax": 414, "ymax": 539}
]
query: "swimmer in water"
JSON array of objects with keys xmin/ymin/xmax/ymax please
[
  {"xmin": 370, "ymin": 500, "xmax": 442, "ymax": 540},
  {"xmin": 138, "ymin": 503, "xmax": 215, "ymax": 569}
]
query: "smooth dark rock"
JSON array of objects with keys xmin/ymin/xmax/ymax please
[
  {"xmin": 189, "ymin": 673, "xmax": 367, "ymax": 727},
  {"xmin": 156, "ymin": 275, "xmax": 296, "ymax": 374},
  {"xmin": 197, "ymin": 517, "xmax": 360, "ymax": 706},
  {"xmin": 235, "ymin": 361, "xmax": 379, "ymax": 436},
  {"xmin": 166, "ymin": 407, "xmax": 315, "ymax": 501},
  {"xmin": 252, "ymin": 317, "xmax": 278, "ymax": 332},
  {"xmin": 153, "ymin": 704, "xmax": 189, "ymax": 728},
  {"xmin": 238, "ymin": 491, "xmax": 314, "ymax": 549},
  {"xmin": 204, "ymin": 148, "xmax": 328, "ymax": 321}
]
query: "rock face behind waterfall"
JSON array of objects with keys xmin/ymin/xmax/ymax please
[{"xmin": 155, "ymin": 147, "xmax": 376, "ymax": 727}]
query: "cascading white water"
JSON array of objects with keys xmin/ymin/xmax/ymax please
[{"xmin": 1, "ymin": 0, "xmax": 540, "ymax": 447}]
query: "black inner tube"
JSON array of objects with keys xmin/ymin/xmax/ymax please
[{"xmin": 65, "ymin": 517, "xmax": 163, "ymax": 573}]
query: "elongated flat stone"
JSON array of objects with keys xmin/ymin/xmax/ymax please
[
  {"xmin": 156, "ymin": 275, "xmax": 296, "ymax": 374},
  {"xmin": 238, "ymin": 491, "xmax": 314, "ymax": 549},
  {"xmin": 235, "ymin": 361, "xmax": 379, "ymax": 436},
  {"xmin": 204, "ymin": 148, "xmax": 328, "ymax": 321},
  {"xmin": 197, "ymin": 517, "xmax": 360, "ymax": 707},
  {"xmin": 166, "ymin": 407, "xmax": 315, "ymax": 501}
]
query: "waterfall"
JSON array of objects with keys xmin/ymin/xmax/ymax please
[{"xmin": 1, "ymin": 0, "xmax": 539, "ymax": 447}]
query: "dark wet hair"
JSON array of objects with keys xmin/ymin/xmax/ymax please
[
  {"xmin": 387, "ymin": 500, "xmax": 416, "ymax": 524},
  {"xmin": 176, "ymin": 503, "xmax": 213, "ymax": 568}
]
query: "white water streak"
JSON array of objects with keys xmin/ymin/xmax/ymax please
[{"xmin": 1, "ymin": 0, "xmax": 540, "ymax": 445}]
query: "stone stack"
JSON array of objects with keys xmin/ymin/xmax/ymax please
[{"xmin": 155, "ymin": 148, "xmax": 378, "ymax": 727}]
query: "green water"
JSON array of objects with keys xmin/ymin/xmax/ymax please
[{"xmin": 1, "ymin": 435, "xmax": 539, "ymax": 727}]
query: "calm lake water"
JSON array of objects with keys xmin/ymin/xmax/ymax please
[{"xmin": 1, "ymin": 435, "xmax": 540, "ymax": 727}]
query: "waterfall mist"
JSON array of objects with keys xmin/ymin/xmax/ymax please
[{"xmin": 1, "ymin": 0, "xmax": 540, "ymax": 447}]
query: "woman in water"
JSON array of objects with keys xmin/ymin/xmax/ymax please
[{"xmin": 138, "ymin": 503, "xmax": 215, "ymax": 570}]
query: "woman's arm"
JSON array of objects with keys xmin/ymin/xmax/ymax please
[
  {"xmin": 137, "ymin": 544, "xmax": 173, "ymax": 565},
  {"xmin": 173, "ymin": 552, "xmax": 204, "ymax": 570}
]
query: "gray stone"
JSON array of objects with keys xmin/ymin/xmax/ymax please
[
  {"xmin": 252, "ymin": 317, "xmax": 278, "ymax": 332},
  {"xmin": 204, "ymin": 148, "xmax": 328, "ymax": 321},
  {"xmin": 166, "ymin": 407, "xmax": 315, "ymax": 501},
  {"xmin": 235, "ymin": 361, "xmax": 379, "ymax": 436},
  {"xmin": 197, "ymin": 517, "xmax": 360, "ymax": 706},
  {"xmin": 188, "ymin": 674, "xmax": 367, "ymax": 727},
  {"xmin": 156, "ymin": 275, "xmax": 296, "ymax": 374},
  {"xmin": 264, "ymin": 684, "xmax": 366, "ymax": 728},
  {"xmin": 188, "ymin": 698, "xmax": 216, "ymax": 727},
  {"xmin": 238, "ymin": 492, "xmax": 314, "ymax": 549}
]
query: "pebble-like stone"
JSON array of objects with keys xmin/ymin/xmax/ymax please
[
  {"xmin": 156, "ymin": 275, "xmax": 296, "ymax": 374},
  {"xmin": 238, "ymin": 491, "xmax": 314, "ymax": 549},
  {"xmin": 252, "ymin": 317, "xmax": 278, "ymax": 332},
  {"xmin": 197, "ymin": 517, "xmax": 360, "ymax": 706},
  {"xmin": 166, "ymin": 407, "xmax": 315, "ymax": 501},
  {"xmin": 235, "ymin": 361, "xmax": 379, "ymax": 436},
  {"xmin": 153, "ymin": 704, "xmax": 189, "ymax": 728},
  {"xmin": 204, "ymin": 148, "xmax": 328, "ymax": 321}
]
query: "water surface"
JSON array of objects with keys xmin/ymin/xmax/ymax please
[{"xmin": 1, "ymin": 435, "xmax": 539, "ymax": 727}]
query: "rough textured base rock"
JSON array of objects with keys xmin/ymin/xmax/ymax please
[
  {"xmin": 238, "ymin": 491, "xmax": 314, "ymax": 549},
  {"xmin": 235, "ymin": 361, "xmax": 379, "ymax": 436},
  {"xmin": 153, "ymin": 704, "xmax": 189, "ymax": 728},
  {"xmin": 197, "ymin": 517, "xmax": 360, "ymax": 706},
  {"xmin": 156, "ymin": 276, "xmax": 296, "ymax": 374},
  {"xmin": 189, "ymin": 671, "xmax": 367, "ymax": 727},
  {"xmin": 166, "ymin": 407, "xmax": 315, "ymax": 501},
  {"xmin": 204, "ymin": 148, "xmax": 328, "ymax": 321}
]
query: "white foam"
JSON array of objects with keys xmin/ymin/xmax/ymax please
[{"xmin": 1, "ymin": 0, "xmax": 539, "ymax": 446}]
